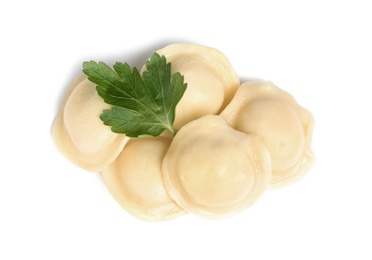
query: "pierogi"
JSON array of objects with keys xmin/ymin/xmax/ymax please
[
  {"xmin": 221, "ymin": 81, "xmax": 315, "ymax": 188},
  {"xmin": 162, "ymin": 115, "xmax": 272, "ymax": 219}
]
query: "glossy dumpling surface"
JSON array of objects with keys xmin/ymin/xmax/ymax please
[
  {"xmin": 220, "ymin": 81, "xmax": 315, "ymax": 188},
  {"xmin": 147, "ymin": 43, "xmax": 240, "ymax": 130},
  {"xmin": 162, "ymin": 115, "xmax": 271, "ymax": 219},
  {"xmin": 52, "ymin": 75, "xmax": 129, "ymax": 172},
  {"xmin": 102, "ymin": 137, "xmax": 186, "ymax": 221}
]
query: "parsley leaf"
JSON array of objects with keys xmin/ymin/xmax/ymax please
[{"xmin": 82, "ymin": 53, "xmax": 187, "ymax": 138}]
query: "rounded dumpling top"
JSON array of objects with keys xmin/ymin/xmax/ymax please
[
  {"xmin": 220, "ymin": 81, "xmax": 315, "ymax": 188},
  {"xmin": 52, "ymin": 75, "xmax": 129, "ymax": 172},
  {"xmin": 162, "ymin": 115, "xmax": 272, "ymax": 219},
  {"xmin": 102, "ymin": 137, "xmax": 186, "ymax": 221},
  {"xmin": 145, "ymin": 43, "xmax": 240, "ymax": 130}
]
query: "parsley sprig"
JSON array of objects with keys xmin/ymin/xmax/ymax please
[{"xmin": 82, "ymin": 53, "xmax": 187, "ymax": 137}]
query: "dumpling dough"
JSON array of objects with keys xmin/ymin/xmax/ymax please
[
  {"xmin": 220, "ymin": 81, "xmax": 315, "ymax": 188},
  {"xmin": 52, "ymin": 74, "xmax": 129, "ymax": 172},
  {"xmin": 102, "ymin": 137, "xmax": 186, "ymax": 222},
  {"xmin": 162, "ymin": 115, "xmax": 271, "ymax": 219},
  {"xmin": 145, "ymin": 43, "xmax": 240, "ymax": 130}
]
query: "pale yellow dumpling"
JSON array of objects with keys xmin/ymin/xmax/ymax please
[
  {"xmin": 162, "ymin": 115, "xmax": 271, "ymax": 219},
  {"xmin": 102, "ymin": 137, "xmax": 186, "ymax": 221},
  {"xmin": 145, "ymin": 43, "xmax": 240, "ymax": 130},
  {"xmin": 220, "ymin": 81, "xmax": 315, "ymax": 188},
  {"xmin": 52, "ymin": 75, "xmax": 129, "ymax": 172}
]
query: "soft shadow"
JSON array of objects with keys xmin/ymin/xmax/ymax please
[
  {"xmin": 239, "ymin": 76, "xmax": 266, "ymax": 84},
  {"xmin": 54, "ymin": 38, "xmax": 195, "ymax": 114},
  {"xmin": 101, "ymin": 37, "xmax": 197, "ymax": 69}
]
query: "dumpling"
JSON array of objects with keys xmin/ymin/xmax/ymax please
[
  {"xmin": 162, "ymin": 115, "xmax": 271, "ymax": 219},
  {"xmin": 144, "ymin": 43, "xmax": 240, "ymax": 130},
  {"xmin": 102, "ymin": 137, "xmax": 186, "ymax": 221},
  {"xmin": 220, "ymin": 81, "xmax": 315, "ymax": 188},
  {"xmin": 52, "ymin": 74, "xmax": 129, "ymax": 172}
]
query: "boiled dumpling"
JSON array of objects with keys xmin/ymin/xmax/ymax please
[
  {"xmin": 162, "ymin": 115, "xmax": 271, "ymax": 219},
  {"xmin": 220, "ymin": 81, "xmax": 315, "ymax": 188},
  {"xmin": 102, "ymin": 137, "xmax": 186, "ymax": 221},
  {"xmin": 144, "ymin": 43, "xmax": 240, "ymax": 130},
  {"xmin": 52, "ymin": 74, "xmax": 129, "ymax": 172}
]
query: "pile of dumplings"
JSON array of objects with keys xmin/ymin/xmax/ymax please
[{"xmin": 52, "ymin": 43, "xmax": 315, "ymax": 221}]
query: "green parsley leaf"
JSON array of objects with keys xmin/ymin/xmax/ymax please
[{"xmin": 82, "ymin": 53, "xmax": 187, "ymax": 138}]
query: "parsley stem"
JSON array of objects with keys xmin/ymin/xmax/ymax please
[{"xmin": 167, "ymin": 126, "xmax": 176, "ymax": 136}]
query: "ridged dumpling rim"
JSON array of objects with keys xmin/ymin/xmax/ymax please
[
  {"xmin": 220, "ymin": 80, "xmax": 315, "ymax": 188},
  {"xmin": 102, "ymin": 137, "xmax": 187, "ymax": 222},
  {"xmin": 153, "ymin": 43, "xmax": 240, "ymax": 110},
  {"xmin": 52, "ymin": 74, "xmax": 129, "ymax": 172},
  {"xmin": 162, "ymin": 115, "xmax": 272, "ymax": 219}
]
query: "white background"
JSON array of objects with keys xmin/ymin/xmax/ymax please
[{"xmin": 1, "ymin": 0, "xmax": 371, "ymax": 259}]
